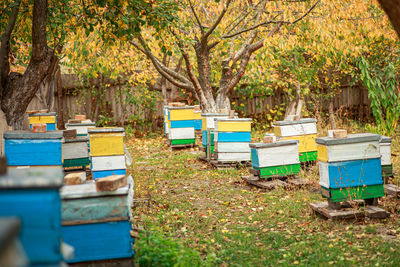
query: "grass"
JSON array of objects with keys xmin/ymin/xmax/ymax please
[{"xmin": 127, "ymin": 122, "xmax": 400, "ymax": 266}]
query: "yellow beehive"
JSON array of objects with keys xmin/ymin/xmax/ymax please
[
  {"xmin": 168, "ymin": 108, "xmax": 195, "ymax": 121},
  {"xmin": 88, "ymin": 128, "xmax": 124, "ymax": 156},
  {"xmin": 29, "ymin": 115, "xmax": 56, "ymax": 124},
  {"xmin": 216, "ymin": 120, "xmax": 251, "ymax": 132},
  {"xmin": 280, "ymin": 134, "xmax": 317, "ymax": 152},
  {"xmin": 194, "ymin": 111, "xmax": 202, "ymax": 120}
]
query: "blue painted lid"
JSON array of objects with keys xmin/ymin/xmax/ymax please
[{"xmin": 0, "ymin": 167, "xmax": 64, "ymax": 189}]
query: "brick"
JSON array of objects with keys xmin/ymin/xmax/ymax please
[
  {"xmin": 75, "ymin": 114, "xmax": 86, "ymax": 121},
  {"xmin": 95, "ymin": 175, "xmax": 127, "ymax": 192},
  {"xmin": 229, "ymin": 110, "xmax": 235, "ymax": 118},
  {"xmin": 68, "ymin": 119, "xmax": 81, "ymax": 123},
  {"xmin": 31, "ymin": 123, "xmax": 47, "ymax": 133},
  {"xmin": 333, "ymin": 129, "xmax": 347, "ymax": 139},
  {"xmin": 169, "ymin": 102, "xmax": 185, "ymax": 107},
  {"xmin": 26, "ymin": 110, "xmax": 39, "ymax": 114},
  {"xmin": 0, "ymin": 157, "xmax": 7, "ymax": 175},
  {"xmin": 263, "ymin": 135, "xmax": 276, "ymax": 143},
  {"xmin": 194, "ymin": 105, "xmax": 201, "ymax": 111},
  {"xmin": 64, "ymin": 172, "xmax": 86, "ymax": 185},
  {"xmin": 63, "ymin": 129, "xmax": 77, "ymax": 139}
]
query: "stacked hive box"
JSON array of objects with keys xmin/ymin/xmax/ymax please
[
  {"xmin": 250, "ymin": 140, "xmax": 301, "ymax": 178},
  {"xmin": 380, "ymin": 136, "xmax": 393, "ymax": 178},
  {"xmin": 316, "ymin": 133, "xmax": 384, "ymax": 202},
  {"xmin": 88, "ymin": 128, "xmax": 126, "ymax": 179},
  {"xmin": 214, "ymin": 118, "xmax": 252, "ymax": 162},
  {"xmin": 168, "ymin": 107, "xmax": 195, "ymax": 146},
  {"xmin": 163, "ymin": 106, "xmax": 170, "ymax": 137},
  {"xmin": 194, "ymin": 110, "xmax": 202, "ymax": 132},
  {"xmin": 4, "ymin": 131, "xmax": 63, "ymax": 167},
  {"xmin": 62, "ymin": 137, "xmax": 90, "ymax": 168},
  {"xmin": 201, "ymin": 113, "xmax": 229, "ymax": 158},
  {"xmin": 61, "ymin": 178, "xmax": 134, "ymax": 263},
  {"xmin": 29, "ymin": 112, "xmax": 57, "ymax": 131},
  {"xmin": 274, "ymin": 118, "xmax": 318, "ymax": 163},
  {"xmin": 65, "ymin": 121, "xmax": 96, "ymax": 137},
  {"xmin": 0, "ymin": 167, "xmax": 65, "ymax": 265}
]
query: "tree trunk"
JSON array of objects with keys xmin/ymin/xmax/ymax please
[
  {"xmin": 329, "ymin": 99, "xmax": 336, "ymax": 130},
  {"xmin": 378, "ymin": 0, "xmax": 400, "ymax": 39}
]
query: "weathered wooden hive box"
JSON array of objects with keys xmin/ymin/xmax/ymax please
[
  {"xmin": 0, "ymin": 167, "xmax": 64, "ymax": 265},
  {"xmin": 163, "ymin": 106, "xmax": 170, "ymax": 137},
  {"xmin": 273, "ymin": 118, "xmax": 318, "ymax": 163},
  {"xmin": 4, "ymin": 131, "xmax": 63, "ymax": 167},
  {"xmin": 316, "ymin": 133, "xmax": 383, "ymax": 202},
  {"xmin": 194, "ymin": 110, "xmax": 202, "ymax": 131},
  {"xmin": 65, "ymin": 121, "xmax": 96, "ymax": 137},
  {"xmin": 250, "ymin": 140, "xmax": 301, "ymax": 178},
  {"xmin": 201, "ymin": 113, "xmax": 229, "ymax": 157},
  {"xmin": 88, "ymin": 128, "xmax": 126, "ymax": 179},
  {"xmin": 379, "ymin": 135, "xmax": 392, "ymax": 178},
  {"xmin": 214, "ymin": 118, "xmax": 252, "ymax": 162},
  {"xmin": 29, "ymin": 112, "xmax": 57, "ymax": 131},
  {"xmin": 60, "ymin": 178, "xmax": 134, "ymax": 263},
  {"xmin": 168, "ymin": 107, "xmax": 195, "ymax": 146},
  {"xmin": 62, "ymin": 137, "xmax": 90, "ymax": 168}
]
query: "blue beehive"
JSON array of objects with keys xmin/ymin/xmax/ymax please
[
  {"xmin": 4, "ymin": 131, "xmax": 63, "ymax": 167},
  {"xmin": 0, "ymin": 167, "xmax": 65, "ymax": 265},
  {"xmin": 61, "ymin": 177, "xmax": 134, "ymax": 263}
]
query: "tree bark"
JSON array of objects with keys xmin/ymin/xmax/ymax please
[
  {"xmin": 1, "ymin": 0, "xmax": 54, "ymax": 128},
  {"xmin": 378, "ymin": 0, "xmax": 400, "ymax": 39},
  {"xmin": 329, "ymin": 99, "xmax": 336, "ymax": 130}
]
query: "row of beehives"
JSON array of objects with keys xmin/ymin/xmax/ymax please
[
  {"xmin": 0, "ymin": 114, "xmax": 134, "ymax": 265},
  {"xmin": 163, "ymin": 106, "xmax": 393, "ymax": 206}
]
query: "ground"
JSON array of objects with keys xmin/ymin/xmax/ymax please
[{"xmin": 127, "ymin": 123, "xmax": 400, "ymax": 266}]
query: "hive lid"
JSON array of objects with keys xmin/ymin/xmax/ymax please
[
  {"xmin": 60, "ymin": 177, "xmax": 132, "ymax": 199},
  {"xmin": 315, "ymin": 133, "xmax": 380, "ymax": 145},
  {"xmin": 214, "ymin": 118, "xmax": 252, "ymax": 122},
  {"xmin": 28, "ymin": 112, "xmax": 57, "ymax": 117},
  {"xmin": 3, "ymin": 130, "xmax": 63, "ymax": 139},
  {"xmin": 0, "ymin": 167, "xmax": 64, "ymax": 189},
  {"xmin": 380, "ymin": 135, "xmax": 391, "ymax": 143},
  {"xmin": 63, "ymin": 136, "xmax": 88, "ymax": 143},
  {"xmin": 167, "ymin": 106, "xmax": 194, "ymax": 110},
  {"xmin": 65, "ymin": 122, "xmax": 96, "ymax": 127},
  {"xmin": 273, "ymin": 118, "xmax": 317, "ymax": 126},
  {"xmin": 88, "ymin": 127, "xmax": 124, "ymax": 133},
  {"xmin": 249, "ymin": 140, "xmax": 299, "ymax": 149},
  {"xmin": 201, "ymin": 113, "xmax": 229, "ymax": 117}
]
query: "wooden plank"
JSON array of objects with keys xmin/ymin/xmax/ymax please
[
  {"xmin": 365, "ymin": 206, "xmax": 390, "ymax": 219},
  {"xmin": 63, "ymin": 140, "xmax": 89, "ymax": 160},
  {"xmin": 95, "ymin": 175, "xmax": 127, "ymax": 191},
  {"xmin": 63, "ymin": 129, "xmax": 77, "ymax": 139},
  {"xmin": 310, "ymin": 201, "xmax": 365, "ymax": 220},
  {"xmin": 319, "ymin": 158, "xmax": 382, "ymax": 189},
  {"xmin": 385, "ymin": 184, "xmax": 400, "ymax": 197},
  {"xmin": 242, "ymin": 175, "xmax": 287, "ymax": 190},
  {"xmin": 0, "ymin": 157, "xmax": 6, "ymax": 175},
  {"xmin": 64, "ymin": 172, "xmax": 86, "ymax": 185}
]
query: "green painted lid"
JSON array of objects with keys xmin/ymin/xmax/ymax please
[
  {"xmin": 3, "ymin": 131, "xmax": 63, "ymax": 139},
  {"xmin": 249, "ymin": 140, "xmax": 299, "ymax": 149},
  {"xmin": 273, "ymin": 118, "xmax": 317, "ymax": 126},
  {"xmin": 0, "ymin": 167, "xmax": 64, "ymax": 189},
  {"xmin": 315, "ymin": 133, "xmax": 380, "ymax": 145}
]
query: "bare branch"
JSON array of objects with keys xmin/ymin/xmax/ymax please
[
  {"xmin": 203, "ymin": 0, "xmax": 233, "ymax": 40},
  {"xmin": 208, "ymin": 41, "xmax": 220, "ymax": 50},
  {"xmin": 223, "ymin": 0, "xmax": 321, "ymax": 39},
  {"xmin": 188, "ymin": 0, "xmax": 204, "ymax": 33}
]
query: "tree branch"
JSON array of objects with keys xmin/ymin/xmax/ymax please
[
  {"xmin": 0, "ymin": 0, "xmax": 22, "ymax": 96},
  {"xmin": 188, "ymin": 0, "xmax": 204, "ymax": 33},
  {"xmin": 203, "ymin": 0, "xmax": 233, "ymax": 40}
]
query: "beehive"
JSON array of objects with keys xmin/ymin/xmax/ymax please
[
  {"xmin": 273, "ymin": 118, "xmax": 318, "ymax": 162},
  {"xmin": 88, "ymin": 128, "xmax": 126, "ymax": 179},
  {"xmin": 194, "ymin": 110, "xmax": 202, "ymax": 131},
  {"xmin": 61, "ymin": 178, "xmax": 134, "ymax": 263},
  {"xmin": 168, "ymin": 107, "xmax": 195, "ymax": 146},
  {"xmin": 29, "ymin": 112, "xmax": 57, "ymax": 131},
  {"xmin": 0, "ymin": 167, "xmax": 64, "ymax": 265},
  {"xmin": 316, "ymin": 133, "xmax": 384, "ymax": 202},
  {"xmin": 62, "ymin": 137, "xmax": 90, "ymax": 168},
  {"xmin": 4, "ymin": 131, "xmax": 63, "ymax": 167},
  {"xmin": 214, "ymin": 118, "xmax": 252, "ymax": 162},
  {"xmin": 250, "ymin": 140, "xmax": 301, "ymax": 178},
  {"xmin": 65, "ymin": 121, "xmax": 96, "ymax": 137},
  {"xmin": 201, "ymin": 113, "xmax": 229, "ymax": 157},
  {"xmin": 380, "ymin": 135, "xmax": 392, "ymax": 178}
]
